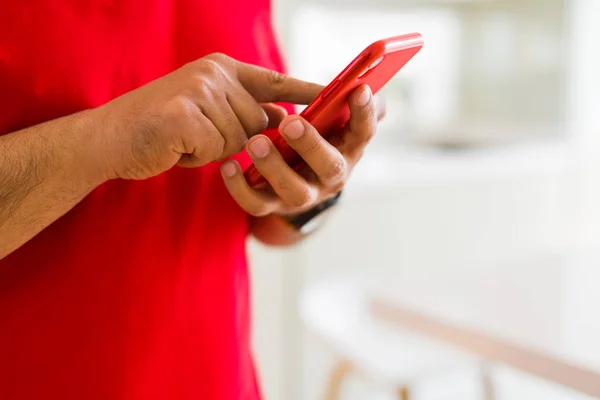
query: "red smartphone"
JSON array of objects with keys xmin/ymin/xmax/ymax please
[{"xmin": 244, "ymin": 33, "xmax": 424, "ymax": 189}]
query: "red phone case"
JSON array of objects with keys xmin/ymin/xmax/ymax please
[{"xmin": 244, "ymin": 33, "xmax": 424, "ymax": 189}]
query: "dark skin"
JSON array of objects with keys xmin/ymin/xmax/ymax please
[{"xmin": 0, "ymin": 53, "xmax": 383, "ymax": 258}]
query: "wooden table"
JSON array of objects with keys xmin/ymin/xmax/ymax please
[{"xmin": 368, "ymin": 251, "xmax": 600, "ymax": 398}]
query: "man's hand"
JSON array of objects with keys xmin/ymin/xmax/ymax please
[
  {"xmin": 95, "ymin": 53, "xmax": 323, "ymax": 180},
  {"xmin": 0, "ymin": 53, "xmax": 322, "ymax": 258},
  {"xmin": 220, "ymin": 84, "xmax": 385, "ymax": 237}
]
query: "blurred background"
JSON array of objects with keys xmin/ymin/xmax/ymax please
[{"xmin": 249, "ymin": 0, "xmax": 600, "ymax": 399}]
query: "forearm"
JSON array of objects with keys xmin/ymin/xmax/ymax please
[
  {"xmin": 0, "ymin": 111, "xmax": 106, "ymax": 259},
  {"xmin": 250, "ymin": 214, "xmax": 306, "ymax": 246}
]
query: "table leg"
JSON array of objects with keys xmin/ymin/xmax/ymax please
[
  {"xmin": 322, "ymin": 359, "xmax": 354, "ymax": 400},
  {"xmin": 396, "ymin": 386, "xmax": 410, "ymax": 400},
  {"xmin": 481, "ymin": 363, "xmax": 496, "ymax": 400}
]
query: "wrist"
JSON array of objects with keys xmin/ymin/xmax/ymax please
[
  {"xmin": 277, "ymin": 191, "xmax": 342, "ymax": 234},
  {"xmin": 62, "ymin": 109, "xmax": 114, "ymax": 188},
  {"xmin": 250, "ymin": 213, "xmax": 305, "ymax": 246}
]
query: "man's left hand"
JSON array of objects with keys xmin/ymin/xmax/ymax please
[{"xmin": 220, "ymin": 84, "xmax": 385, "ymax": 217}]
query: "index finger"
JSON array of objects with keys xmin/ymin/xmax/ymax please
[{"xmin": 236, "ymin": 62, "xmax": 324, "ymax": 105}]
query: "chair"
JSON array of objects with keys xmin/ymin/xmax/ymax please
[{"xmin": 299, "ymin": 278, "xmax": 495, "ymax": 400}]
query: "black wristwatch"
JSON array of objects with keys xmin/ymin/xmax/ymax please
[{"xmin": 280, "ymin": 191, "xmax": 342, "ymax": 234}]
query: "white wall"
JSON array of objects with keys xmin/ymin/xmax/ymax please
[
  {"xmin": 249, "ymin": 159, "xmax": 577, "ymax": 400},
  {"xmin": 248, "ymin": 1, "xmax": 600, "ymax": 399}
]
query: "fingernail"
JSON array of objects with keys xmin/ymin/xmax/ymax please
[
  {"xmin": 249, "ymin": 137, "xmax": 269, "ymax": 158},
  {"xmin": 283, "ymin": 119, "xmax": 304, "ymax": 139},
  {"xmin": 221, "ymin": 162, "xmax": 237, "ymax": 178},
  {"xmin": 356, "ymin": 86, "xmax": 371, "ymax": 107}
]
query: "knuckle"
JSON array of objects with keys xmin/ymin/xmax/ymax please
[
  {"xmin": 299, "ymin": 187, "xmax": 317, "ymax": 208},
  {"xmin": 190, "ymin": 74, "xmax": 215, "ymax": 98},
  {"xmin": 325, "ymin": 157, "xmax": 346, "ymax": 182},
  {"xmin": 197, "ymin": 58, "xmax": 227, "ymax": 79},
  {"xmin": 203, "ymin": 131, "xmax": 226, "ymax": 161},
  {"xmin": 167, "ymin": 96, "xmax": 197, "ymax": 120},
  {"xmin": 247, "ymin": 202, "xmax": 270, "ymax": 217},
  {"xmin": 268, "ymin": 70, "xmax": 287, "ymax": 86},
  {"xmin": 205, "ymin": 52, "xmax": 230, "ymax": 64},
  {"xmin": 275, "ymin": 177, "xmax": 291, "ymax": 191},
  {"xmin": 266, "ymin": 71, "xmax": 288, "ymax": 101},
  {"xmin": 290, "ymin": 186, "xmax": 315, "ymax": 208},
  {"xmin": 180, "ymin": 60, "xmax": 201, "ymax": 75}
]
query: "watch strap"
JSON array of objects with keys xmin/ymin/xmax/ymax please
[{"xmin": 281, "ymin": 191, "xmax": 342, "ymax": 231}]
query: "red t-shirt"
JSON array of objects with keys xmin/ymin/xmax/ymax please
[{"xmin": 0, "ymin": 1, "xmax": 287, "ymax": 399}]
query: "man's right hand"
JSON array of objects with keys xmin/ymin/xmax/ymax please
[
  {"xmin": 1, "ymin": 53, "xmax": 323, "ymax": 258},
  {"xmin": 93, "ymin": 53, "xmax": 323, "ymax": 181}
]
